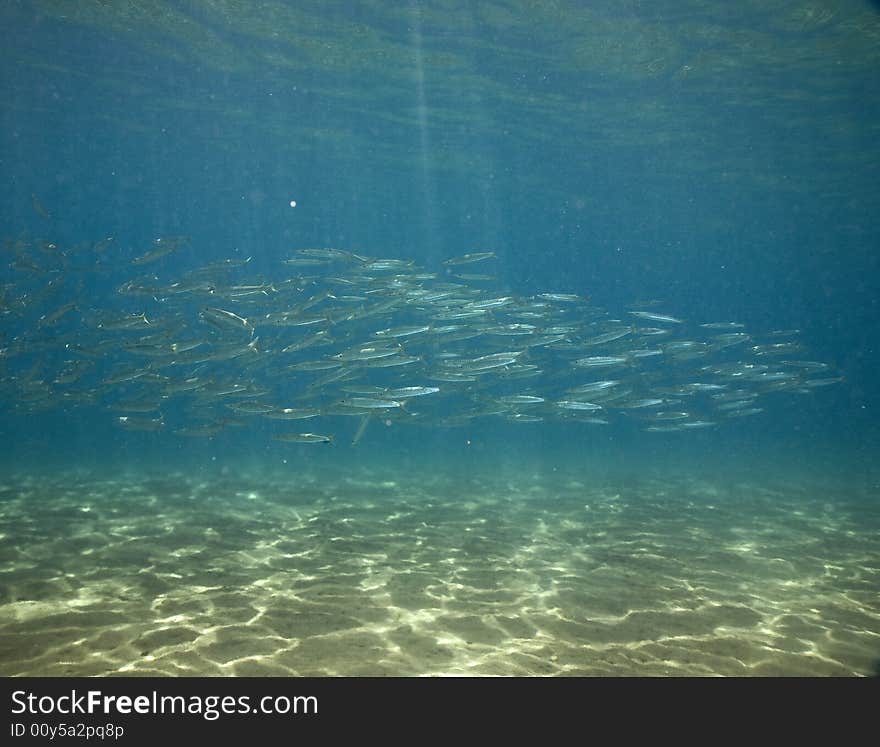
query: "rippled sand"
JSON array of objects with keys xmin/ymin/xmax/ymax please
[{"xmin": 0, "ymin": 467, "xmax": 877, "ymax": 676}]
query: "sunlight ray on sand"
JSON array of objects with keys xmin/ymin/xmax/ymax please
[{"xmin": 0, "ymin": 469, "xmax": 877, "ymax": 676}]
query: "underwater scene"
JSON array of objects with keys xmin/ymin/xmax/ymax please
[{"xmin": 1, "ymin": 1, "xmax": 878, "ymax": 676}]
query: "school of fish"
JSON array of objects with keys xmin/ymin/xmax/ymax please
[{"xmin": 0, "ymin": 234, "xmax": 842, "ymax": 445}]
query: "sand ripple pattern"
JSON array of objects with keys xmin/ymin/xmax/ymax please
[{"xmin": 0, "ymin": 470, "xmax": 877, "ymax": 676}]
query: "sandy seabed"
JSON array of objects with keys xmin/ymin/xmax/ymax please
[{"xmin": 0, "ymin": 467, "xmax": 877, "ymax": 676}]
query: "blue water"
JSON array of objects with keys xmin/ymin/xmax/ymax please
[{"xmin": 0, "ymin": 1, "xmax": 878, "ymax": 676}]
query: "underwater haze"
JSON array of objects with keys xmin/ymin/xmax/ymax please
[{"xmin": 0, "ymin": 1, "xmax": 878, "ymax": 676}]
